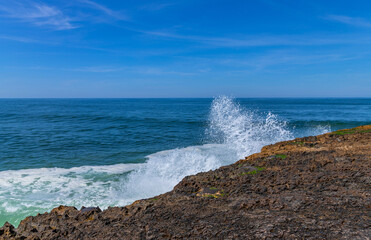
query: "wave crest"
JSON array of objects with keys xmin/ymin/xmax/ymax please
[
  {"xmin": 207, "ymin": 96, "xmax": 293, "ymax": 157},
  {"xmin": 1, "ymin": 96, "xmax": 294, "ymax": 226},
  {"xmin": 118, "ymin": 96, "xmax": 293, "ymax": 201}
]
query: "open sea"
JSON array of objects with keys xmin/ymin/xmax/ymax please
[{"xmin": 0, "ymin": 97, "xmax": 370, "ymax": 226}]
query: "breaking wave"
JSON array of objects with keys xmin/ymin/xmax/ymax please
[
  {"xmin": 0, "ymin": 164, "xmax": 141, "ymax": 226},
  {"xmin": 116, "ymin": 96, "xmax": 293, "ymax": 202},
  {"xmin": 0, "ymin": 96, "xmax": 294, "ymax": 226}
]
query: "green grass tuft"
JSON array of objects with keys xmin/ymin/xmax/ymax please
[
  {"xmin": 242, "ymin": 166, "xmax": 265, "ymax": 175},
  {"xmin": 205, "ymin": 194, "xmax": 217, "ymax": 198},
  {"xmin": 332, "ymin": 130, "xmax": 357, "ymax": 135},
  {"xmin": 330, "ymin": 127, "xmax": 371, "ymax": 135},
  {"xmin": 275, "ymin": 154, "xmax": 287, "ymax": 159}
]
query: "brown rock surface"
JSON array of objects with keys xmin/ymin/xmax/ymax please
[{"xmin": 1, "ymin": 125, "xmax": 370, "ymax": 239}]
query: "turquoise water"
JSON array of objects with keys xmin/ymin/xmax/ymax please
[{"xmin": 0, "ymin": 97, "xmax": 370, "ymax": 226}]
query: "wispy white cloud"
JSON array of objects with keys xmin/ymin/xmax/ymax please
[
  {"xmin": 133, "ymin": 67, "xmax": 196, "ymax": 76},
  {"xmin": 324, "ymin": 15, "xmax": 371, "ymax": 28},
  {"xmin": 139, "ymin": 3, "xmax": 175, "ymax": 11},
  {"xmin": 79, "ymin": 0, "xmax": 129, "ymax": 20},
  {"xmin": 0, "ymin": 0, "xmax": 128, "ymax": 31},
  {"xmin": 72, "ymin": 66, "xmax": 126, "ymax": 73},
  {"xmin": 221, "ymin": 51, "xmax": 361, "ymax": 70},
  {"xmin": 0, "ymin": 35, "xmax": 39, "ymax": 43},
  {"xmin": 174, "ymin": 49, "xmax": 370, "ymax": 75},
  {"xmin": 141, "ymin": 29, "xmax": 371, "ymax": 47},
  {"xmin": 4, "ymin": 64, "xmax": 198, "ymax": 76},
  {"xmin": 0, "ymin": 0, "xmax": 76, "ymax": 30},
  {"xmin": 70, "ymin": 65, "xmax": 196, "ymax": 76}
]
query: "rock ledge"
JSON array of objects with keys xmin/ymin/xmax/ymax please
[{"xmin": 1, "ymin": 125, "xmax": 370, "ymax": 239}]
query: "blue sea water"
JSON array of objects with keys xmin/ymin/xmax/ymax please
[{"xmin": 0, "ymin": 97, "xmax": 370, "ymax": 226}]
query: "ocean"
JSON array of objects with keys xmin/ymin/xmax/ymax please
[{"xmin": 0, "ymin": 97, "xmax": 370, "ymax": 226}]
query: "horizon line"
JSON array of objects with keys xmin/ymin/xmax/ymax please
[{"xmin": 0, "ymin": 97, "xmax": 370, "ymax": 99}]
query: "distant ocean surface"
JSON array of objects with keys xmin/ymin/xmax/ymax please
[{"xmin": 1, "ymin": 97, "xmax": 370, "ymax": 226}]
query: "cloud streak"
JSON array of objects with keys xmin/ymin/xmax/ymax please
[
  {"xmin": 139, "ymin": 3, "xmax": 175, "ymax": 11},
  {"xmin": 0, "ymin": 0, "xmax": 128, "ymax": 31},
  {"xmin": 325, "ymin": 15, "xmax": 371, "ymax": 28},
  {"xmin": 220, "ymin": 51, "xmax": 362, "ymax": 71},
  {"xmin": 0, "ymin": 0, "xmax": 76, "ymax": 30},
  {"xmin": 72, "ymin": 66, "xmax": 126, "ymax": 73},
  {"xmin": 0, "ymin": 35, "xmax": 40, "ymax": 43},
  {"xmin": 70, "ymin": 65, "xmax": 196, "ymax": 76},
  {"xmin": 141, "ymin": 29, "xmax": 371, "ymax": 47},
  {"xmin": 79, "ymin": 0, "xmax": 129, "ymax": 20}
]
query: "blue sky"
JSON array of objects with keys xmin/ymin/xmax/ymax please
[{"xmin": 0, "ymin": 0, "xmax": 370, "ymax": 97}]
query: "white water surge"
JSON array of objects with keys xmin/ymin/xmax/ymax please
[
  {"xmin": 117, "ymin": 96, "xmax": 293, "ymax": 201},
  {"xmin": 0, "ymin": 96, "xmax": 293, "ymax": 226}
]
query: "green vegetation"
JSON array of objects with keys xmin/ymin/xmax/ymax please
[
  {"xmin": 332, "ymin": 129, "xmax": 357, "ymax": 135},
  {"xmin": 331, "ymin": 127, "xmax": 371, "ymax": 135},
  {"xmin": 291, "ymin": 141, "xmax": 304, "ymax": 146},
  {"xmin": 209, "ymin": 187, "xmax": 217, "ymax": 190},
  {"xmin": 242, "ymin": 166, "xmax": 265, "ymax": 175},
  {"xmin": 275, "ymin": 154, "xmax": 287, "ymax": 159},
  {"xmin": 205, "ymin": 194, "xmax": 217, "ymax": 198}
]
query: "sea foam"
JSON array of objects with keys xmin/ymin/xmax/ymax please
[
  {"xmin": 0, "ymin": 164, "xmax": 142, "ymax": 226},
  {"xmin": 115, "ymin": 96, "xmax": 293, "ymax": 203},
  {"xmin": 0, "ymin": 96, "xmax": 293, "ymax": 226}
]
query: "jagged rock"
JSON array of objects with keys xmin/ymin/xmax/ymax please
[
  {"xmin": 1, "ymin": 125, "xmax": 370, "ymax": 239},
  {"xmin": 0, "ymin": 222, "xmax": 17, "ymax": 239},
  {"xmin": 80, "ymin": 207, "xmax": 101, "ymax": 214}
]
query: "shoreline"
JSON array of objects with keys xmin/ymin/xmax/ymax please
[{"xmin": 1, "ymin": 125, "xmax": 370, "ymax": 239}]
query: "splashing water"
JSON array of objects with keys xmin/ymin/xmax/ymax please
[
  {"xmin": 0, "ymin": 164, "xmax": 141, "ymax": 226},
  {"xmin": 207, "ymin": 96, "xmax": 293, "ymax": 157},
  {"xmin": 115, "ymin": 144, "xmax": 232, "ymax": 203},
  {"xmin": 313, "ymin": 125, "xmax": 331, "ymax": 135},
  {"xmin": 0, "ymin": 96, "xmax": 294, "ymax": 226},
  {"xmin": 117, "ymin": 96, "xmax": 293, "ymax": 201}
]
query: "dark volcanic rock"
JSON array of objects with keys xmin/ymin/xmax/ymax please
[{"xmin": 1, "ymin": 125, "xmax": 371, "ymax": 239}]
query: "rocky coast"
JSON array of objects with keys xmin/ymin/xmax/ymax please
[{"xmin": 1, "ymin": 125, "xmax": 370, "ymax": 239}]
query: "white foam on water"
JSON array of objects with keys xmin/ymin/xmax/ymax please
[
  {"xmin": 116, "ymin": 144, "xmax": 234, "ymax": 203},
  {"xmin": 0, "ymin": 96, "xmax": 294, "ymax": 226},
  {"xmin": 314, "ymin": 124, "xmax": 331, "ymax": 135},
  {"xmin": 0, "ymin": 164, "xmax": 142, "ymax": 226},
  {"xmin": 116, "ymin": 96, "xmax": 293, "ymax": 203},
  {"xmin": 294, "ymin": 124, "xmax": 332, "ymax": 137}
]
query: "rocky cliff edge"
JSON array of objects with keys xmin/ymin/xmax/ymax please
[{"xmin": 1, "ymin": 125, "xmax": 370, "ymax": 239}]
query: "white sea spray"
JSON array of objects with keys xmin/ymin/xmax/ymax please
[
  {"xmin": 116, "ymin": 96, "xmax": 293, "ymax": 203},
  {"xmin": 0, "ymin": 96, "xmax": 294, "ymax": 226}
]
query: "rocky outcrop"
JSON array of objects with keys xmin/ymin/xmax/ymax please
[{"xmin": 1, "ymin": 125, "xmax": 370, "ymax": 239}]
